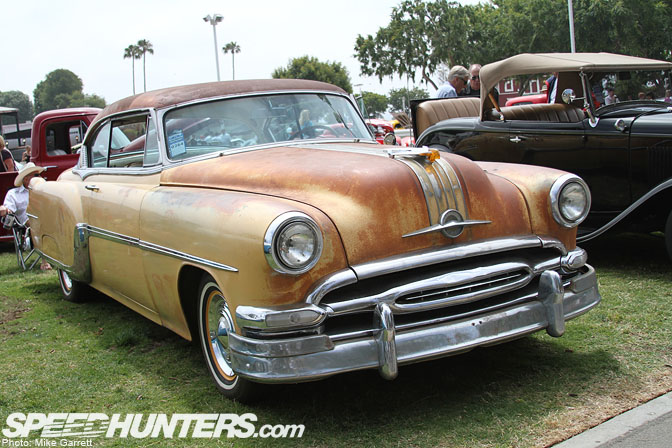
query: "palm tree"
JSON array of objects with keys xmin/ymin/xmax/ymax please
[
  {"xmin": 123, "ymin": 44, "xmax": 141, "ymax": 95},
  {"xmin": 222, "ymin": 42, "xmax": 241, "ymax": 80},
  {"xmin": 136, "ymin": 39, "xmax": 154, "ymax": 92}
]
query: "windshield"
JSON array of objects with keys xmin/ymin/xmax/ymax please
[
  {"xmin": 588, "ymin": 69, "xmax": 671, "ymax": 108},
  {"xmin": 163, "ymin": 93, "xmax": 372, "ymax": 161}
]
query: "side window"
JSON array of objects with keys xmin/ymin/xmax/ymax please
[
  {"xmin": 89, "ymin": 122, "xmax": 111, "ymax": 168},
  {"xmin": 108, "ymin": 116, "xmax": 146, "ymax": 168},
  {"xmin": 143, "ymin": 116, "xmax": 160, "ymax": 166},
  {"xmin": 44, "ymin": 120, "xmax": 89, "ymax": 157}
]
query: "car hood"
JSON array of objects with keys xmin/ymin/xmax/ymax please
[{"xmin": 160, "ymin": 143, "xmax": 532, "ymax": 265}]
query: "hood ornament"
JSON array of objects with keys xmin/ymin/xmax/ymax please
[
  {"xmin": 387, "ymin": 146, "xmax": 440, "ymax": 163},
  {"xmin": 403, "ymin": 209, "xmax": 491, "ymax": 239}
]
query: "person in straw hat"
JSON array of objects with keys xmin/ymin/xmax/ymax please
[{"xmin": 0, "ymin": 162, "xmax": 51, "ymax": 270}]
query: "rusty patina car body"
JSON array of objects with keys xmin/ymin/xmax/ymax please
[{"xmin": 28, "ymin": 79, "xmax": 600, "ymax": 399}]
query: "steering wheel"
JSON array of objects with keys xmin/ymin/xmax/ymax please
[{"xmin": 290, "ymin": 125, "xmax": 338, "ymax": 140}]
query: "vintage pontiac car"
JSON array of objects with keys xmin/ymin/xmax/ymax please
[
  {"xmin": 412, "ymin": 53, "xmax": 672, "ymax": 258},
  {"xmin": 28, "ymin": 79, "xmax": 600, "ymax": 399}
]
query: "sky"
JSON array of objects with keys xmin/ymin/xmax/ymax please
[{"xmin": 2, "ymin": 0, "xmax": 476, "ymax": 106}]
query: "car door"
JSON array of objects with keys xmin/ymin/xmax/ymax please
[
  {"xmin": 581, "ymin": 115, "xmax": 632, "ymax": 213},
  {"xmin": 508, "ymin": 119, "xmax": 586, "ymax": 173},
  {"xmin": 423, "ymin": 119, "xmax": 517, "ymax": 162},
  {"xmin": 80, "ymin": 112, "xmax": 161, "ymax": 317}
]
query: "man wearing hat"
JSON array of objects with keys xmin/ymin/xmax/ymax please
[
  {"xmin": 0, "ymin": 162, "xmax": 51, "ymax": 269},
  {"xmin": 436, "ymin": 65, "xmax": 470, "ymax": 98}
]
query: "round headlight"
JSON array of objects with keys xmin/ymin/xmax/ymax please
[
  {"xmin": 550, "ymin": 174, "xmax": 591, "ymax": 228},
  {"xmin": 264, "ymin": 212, "xmax": 323, "ymax": 275}
]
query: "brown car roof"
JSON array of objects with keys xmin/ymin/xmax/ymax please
[{"xmin": 96, "ymin": 79, "xmax": 346, "ymax": 121}]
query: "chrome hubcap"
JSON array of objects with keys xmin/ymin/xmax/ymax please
[
  {"xmin": 207, "ymin": 292, "xmax": 235, "ymax": 377},
  {"xmin": 61, "ymin": 271, "xmax": 73, "ymax": 291}
]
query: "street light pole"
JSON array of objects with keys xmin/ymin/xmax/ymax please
[
  {"xmin": 567, "ymin": 0, "xmax": 576, "ymax": 53},
  {"xmin": 203, "ymin": 13, "xmax": 224, "ymax": 81}
]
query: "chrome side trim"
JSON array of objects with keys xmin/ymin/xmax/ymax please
[
  {"xmin": 53, "ymin": 224, "xmax": 237, "ymax": 280},
  {"xmin": 38, "ymin": 224, "xmax": 93, "ymax": 283},
  {"xmin": 577, "ymin": 177, "xmax": 672, "ymax": 243},
  {"xmin": 85, "ymin": 225, "xmax": 238, "ymax": 272}
]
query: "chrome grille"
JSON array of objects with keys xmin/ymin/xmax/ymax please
[
  {"xmin": 318, "ymin": 243, "xmax": 569, "ymax": 339},
  {"xmin": 396, "ymin": 267, "xmax": 530, "ymax": 307}
]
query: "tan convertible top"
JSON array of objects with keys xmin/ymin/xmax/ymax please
[
  {"xmin": 97, "ymin": 79, "xmax": 346, "ymax": 121},
  {"xmin": 479, "ymin": 53, "xmax": 672, "ymax": 113}
]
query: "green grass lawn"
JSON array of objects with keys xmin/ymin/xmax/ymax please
[{"xmin": 0, "ymin": 233, "xmax": 670, "ymax": 447}]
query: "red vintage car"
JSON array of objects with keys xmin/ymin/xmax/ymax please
[{"xmin": 1, "ymin": 108, "xmax": 100, "ymax": 241}]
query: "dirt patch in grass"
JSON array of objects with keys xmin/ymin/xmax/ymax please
[{"xmin": 0, "ymin": 297, "xmax": 30, "ymax": 326}]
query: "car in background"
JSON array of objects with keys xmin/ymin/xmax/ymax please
[
  {"xmin": 366, "ymin": 118, "xmax": 398, "ymax": 145},
  {"xmin": 412, "ymin": 52, "xmax": 672, "ymax": 258},
  {"xmin": 29, "ymin": 79, "xmax": 600, "ymax": 400},
  {"xmin": 0, "ymin": 107, "xmax": 99, "ymax": 242},
  {"xmin": 505, "ymin": 93, "xmax": 547, "ymax": 107}
]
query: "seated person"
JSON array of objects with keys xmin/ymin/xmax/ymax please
[
  {"xmin": 0, "ymin": 162, "xmax": 51, "ymax": 270},
  {"xmin": 0, "ymin": 136, "xmax": 16, "ymax": 172}
]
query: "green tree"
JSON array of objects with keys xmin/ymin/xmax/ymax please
[
  {"xmin": 360, "ymin": 91, "xmax": 389, "ymax": 117},
  {"xmin": 33, "ymin": 69, "xmax": 83, "ymax": 113},
  {"xmin": 123, "ymin": 44, "xmax": 142, "ymax": 95},
  {"xmin": 355, "ymin": 0, "xmax": 473, "ymax": 89},
  {"xmin": 355, "ymin": 0, "xmax": 672, "ymax": 91},
  {"xmin": 272, "ymin": 56, "xmax": 353, "ymax": 93},
  {"xmin": 0, "ymin": 91, "xmax": 34, "ymax": 122},
  {"xmin": 222, "ymin": 42, "xmax": 241, "ymax": 80},
  {"xmin": 54, "ymin": 92, "xmax": 106, "ymax": 109},
  {"xmin": 388, "ymin": 87, "xmax": 429, "ymax": 114},
  {"xmin": 573, "ymin": 0, "xmax": 672, "ymax": 59},
  {"xmin": 137, "ymin": 39, "xmax": 154, "ymax": 92},
  {"xmin": 33, "ymin": 69, "xmax": 105, "ymax": 112}
]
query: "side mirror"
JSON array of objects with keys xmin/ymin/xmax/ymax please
[
  {"xmin": 561, "ymin": 89, "xmax": 577, "ymax": 104},
  {"xmin": 383, "ymin": 133, "xmax": 397, "ymax": 146}
]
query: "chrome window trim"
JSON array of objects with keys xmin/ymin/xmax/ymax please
[
  {"xmin": 50, "ymin": 223, "xmax": 238, "ymax": 280},
  {"xmin": 74, "ymin": 108, "xmax": 162, "ymax": 180},
  {"xmin": 155, "ymin": 90, "xmax": 376, "ymax": 165},
  {"xmin": 76, "ymin": 92, "xmax": 378, "ymax": 178}
]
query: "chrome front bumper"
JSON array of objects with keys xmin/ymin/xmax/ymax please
[{"xmin": 229, "ymin": 264, "xmax": 600, "ymax": 383}]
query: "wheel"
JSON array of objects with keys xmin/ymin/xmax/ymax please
[
  {"xmin": 58, "ymin": 269, "xmax": 89, "ymax": 302},
  {"xmin": 665, "ymin": 209, "xmax": 672, "ymax": 260},
  {"xmin": 197, "ymin": 275, "xmax": 255, "ymax": 400}
]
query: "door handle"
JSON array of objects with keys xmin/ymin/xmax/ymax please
[
  {"xmin": 85, "ymin": 185, "xmax": 100, "ymax": 192},
  {"xmin": 509, "ymin": 136, "xmax": 524, "ymax": 143}
]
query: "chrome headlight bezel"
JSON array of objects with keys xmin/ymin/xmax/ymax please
[
  {"xmin": 264, "ymin": 212, "xmax": 323, "ymax": 275},
  {"xmin": 550, "ymin": 174, "xmax": 591, "ymax": 228}
]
